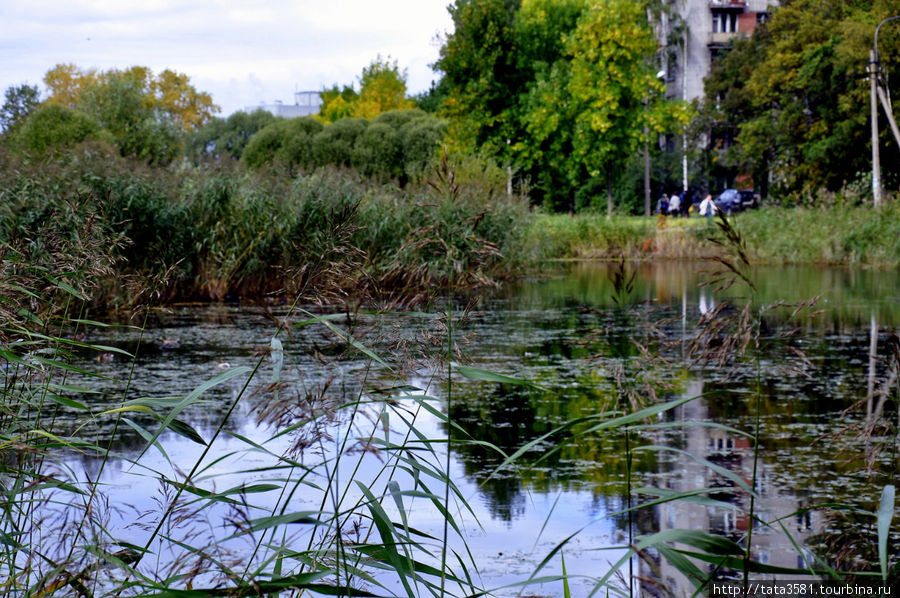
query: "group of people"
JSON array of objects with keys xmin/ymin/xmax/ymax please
[
  {"xmin": 656, "ymin": 192, "xmax": 686, "ymax": 217},
  {"xmin": 656, "ymin": 191, "xmax": 717, "ymax": 219}
]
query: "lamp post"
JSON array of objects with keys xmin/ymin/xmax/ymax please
[
  {"xmin": 644, "ymin": 70, "xmax": 667, "ymax": 217},
  {"xmin": 871, "ymin": 15, "xmax": 900, "ymax": 207}
]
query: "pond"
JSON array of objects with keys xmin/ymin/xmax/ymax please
[{"xmin": 10, "ymin": 261, "xmax": 900, "ymax": 597}]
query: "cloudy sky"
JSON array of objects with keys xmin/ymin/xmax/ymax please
[{"xmin": 1, "ymin": 0, "xmax": 454, "ymax": 116}]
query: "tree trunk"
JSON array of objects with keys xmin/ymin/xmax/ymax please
[{"xmin": 606, "ymin": 163, "xmax": 614, "ymax": 218}]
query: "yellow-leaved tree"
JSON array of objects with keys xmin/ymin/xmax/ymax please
[{"xmin": 41, "ymin": 64, "xmax": 219, "ymax": 163}]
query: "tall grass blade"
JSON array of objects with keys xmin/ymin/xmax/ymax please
[
  {"xmin": 133, "ymin": 365, "xmax": 251, "ymax": 461},
  {"xmin": 356, "ymin": 481, "xmax": 416, "ymax": 597},
  {"xmin": 561, "ymin": 550, "xmax": 571, "ymax": 598},
  {"xmin": 298, "ymin": 309, "xmax": 393, "ymax": 371},
  {"xmin": 877, "ymin": 484, "xmax": 895, "ymax": 581}
]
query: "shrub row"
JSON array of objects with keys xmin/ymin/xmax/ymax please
[{"xmin": 241, "ymin": 109, "xmax": 446, "ymax": 185}]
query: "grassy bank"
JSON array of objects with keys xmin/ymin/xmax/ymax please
[{"xmin": 529, "ymin": 203, "xmax": 900, "ymax": 266}]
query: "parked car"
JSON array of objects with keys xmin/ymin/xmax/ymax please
[
  {"xmin": 737, "ymin": 189, "xmax": 760, "ymax": 210},
  {"xmin": 714, "ymin": 189, "xmax": 760, "ymax": 214},
  {"xmin": 714, "ymin": 189, "xmax": 741, "ymax": 214}
]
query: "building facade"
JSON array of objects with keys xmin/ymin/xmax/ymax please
[
  {"xmin": 244, "ymin": 90, "xmax": 323, "ymax": 118},
  {"xmin": 672, "ymin": 0, "xmax": 775, "ymax": 103}
]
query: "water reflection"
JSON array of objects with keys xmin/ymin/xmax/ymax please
[
  {"xmin": 642, "ymin": 379, "xmax": 822, "ymax": 596},
  {"xmin": 14, "ymin": 262, "xmax": 899, "ymax": 596}
]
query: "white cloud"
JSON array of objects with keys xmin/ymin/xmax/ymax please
[{"xmin": 0, "ymin": 0, "xmax": 453, "ymax": 116}]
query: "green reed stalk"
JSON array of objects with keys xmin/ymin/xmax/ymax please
[
  {"xmin": 743, "ymin": 326, "xmax": 763, "ymax": 592},
  {"xmin": 440, "ymin": 274, "xmax": 454, "ymax": 597}
]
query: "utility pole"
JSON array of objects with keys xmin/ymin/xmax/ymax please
[
  {"xmin": 682, "ymin": 33, "xmax": 689, "ymax": 196},
  {"xmin": 871, "ymin": 15, "xmax": 900, "ymax": 207},
  {"xmin": 644, "ymin": 134, "xmax": 651, "ymax": 216},
  {"xmin": 870, "ymin": 49, "xmax": 882, "ymax": 207}
]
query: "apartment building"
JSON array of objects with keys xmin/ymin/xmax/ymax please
[{"xmin": 670, "ymin": 0, "xmax": 775, "ymax": 103}]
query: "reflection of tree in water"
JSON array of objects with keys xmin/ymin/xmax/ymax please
[{"xmin": 447, "ymin": 377, "xmax": 661, "ymax": 522}]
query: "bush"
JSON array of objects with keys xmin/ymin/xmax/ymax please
[
  {"xmin": 187, "ymin": 109, "xmax": 278, "ymax": 161},
  {"xmin": 399, "ymin": 115, "xmax": 446, "ymax": 181},
  {"xmin": 13, "ymin": 104, "xmax": 106, "ymax": 156},
  {"xmin": 277, "ymin": 116, "xmax": 324, "ymax": 171},
  {"xmin": 312, "ymin": 117, "xmax": 368, "ymax": 167},
  {"xmin": 352, "ymin": 122, "xmax": 403, "ymax": 181},
  {"xmin": 241, "ymin": 121, "xmax": 285, "ymax": 168}
]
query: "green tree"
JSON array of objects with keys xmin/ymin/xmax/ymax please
[
  {"xmin": 77, "ymin": 69, "xmax": 181, "ymax": 165},
  {"xmin": 13, "ymin": 104, "xmax": 105, "ymax": 155},
  {"xmin": 41, "ymin": 64, "xmax": 219, "ymax": 164},
  {"xmin": 1, "ymin": 84, "xmax": 41, "ymax": 134},
  {"xmin": 522, "ymin": 0, "xmax": 690, "ymax": 214},
  {"xmin": 434, "ymin": 0, "xmax": 523, "ymax": 154},
  {"xmin": 703, "ymin": 0, "xmax": 900, "ymax": 198},
  {"xmin": 187, "ymin": 109, "xmax": 279, "ymax": 161}
]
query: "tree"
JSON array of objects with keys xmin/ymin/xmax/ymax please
[
  {"xmin": 434, "ymin": 0, "xmax": 523, "ymax": 154},
  {"xmin": 521, "ymin": 0, "xmax": 690, "ymax": 214},
  {"xmin": 77, "ymin": 68, "xmax": 181, "ymax": 165},
  {"xmin": 318, "ymin": 84, "xmax": 358, "ymax": 123},
  {"xmin": 187, "ymin": 109, "xmax": 279, "ymax": 161},
  {"xmin": 41, "ymin": 64, "xmax": 219, "ymax": 164},
  {"xmin": 352, "ymin": 56, "xmax": 415, "ymax": 119},
  {"xmin": 1, "ymin": 84, "xmax": 41, "ymax": 134},
  {"xmin": 13, "ymin": 104, "xmax": 105, "ymax": 155},
  {"xmin": 703, "ymin": 0, "xmax": 900, "ymax": 198}
]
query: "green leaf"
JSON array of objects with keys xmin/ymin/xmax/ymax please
[
  {"xmin": 636, "ymin": 529, "xmax": 744, "ymax": 556},
  {"xmin": 135, "ymin": 365, "xmax": 251, "ymax": 462},
  {"xmin": 46, "ymin": 394, "xmax": 89, "ymax": 410},
  {"xmin": 165, "ymin": 419, "xmax": 206, "ymax": 446},
  {"xmin": 52, "ymin": 278, "xmax": 85, "ymax": 299},
  {"xmin": 245, "ymin": 512, "xmax": 322, "ymax": 532}
]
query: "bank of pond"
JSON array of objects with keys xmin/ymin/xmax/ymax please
[{"xmin": 2, "ymin": 148, "xmax": 900, "ymax": 317}]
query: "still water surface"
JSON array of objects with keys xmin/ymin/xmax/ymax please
[{"xmin": 59, "ymin": 262, "xmax": 900, "ymax": 596}]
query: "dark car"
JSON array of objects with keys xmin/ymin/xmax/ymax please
[
  {"xmin": 715, "ymin": 189, "xmax": 760, "ymax": 214},
  {"xmin": 737, "ymin": 189, "xmax": 760, "ymax": 210},
  {"xmin": 714, "ymin": 189, "xmax": 741, "ymax": 214}
]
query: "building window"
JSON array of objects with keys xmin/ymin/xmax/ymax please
[{"xmin": 712, "ymin": 11, "xmax": 738, "ymax": 33}]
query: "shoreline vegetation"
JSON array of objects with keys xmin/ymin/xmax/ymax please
[{"xmin": 3, "ymin": 144, "xmax": 898, "ymax": 312}]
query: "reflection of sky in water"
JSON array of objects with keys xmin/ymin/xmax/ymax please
[
  {"xmin": 63, "ymin": 389, "xmax": 626, "ymax": 596},
  {"xmin": 33, "ymin": 262, "xmax": 900, "ymax": 595}
]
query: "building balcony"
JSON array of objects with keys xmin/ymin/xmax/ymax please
[
  {"xmin": 708, "ymin": 31, "xmax": 747, "ymax": 47},
  {"xmin": 709, "ymin": 0, "xmax": 747, "ymax": 9}
]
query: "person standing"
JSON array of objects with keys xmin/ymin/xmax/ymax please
[
  {"xmin": 657, "ymin": 194, "xmax": 669, "ymax": 216},
  {"xmin": 668, "ymin": 193, "xmax": 680, "ymax": 218},
  {"xmin": 699, "ymin": 193, "xmax": 715, "ymax": 222}
]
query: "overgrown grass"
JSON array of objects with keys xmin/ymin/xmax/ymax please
[
  {"xmin": 527, "ymin": 202, "xmax": 900, "ymax": 266},
  {"xmin": 728, "ymin": 204, "xmax": 900, "ymax": 266},
  {"xmin": 0, "ymin": 145, "xmax": 531, "ymax": 306}
]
